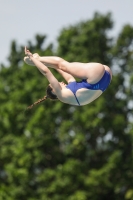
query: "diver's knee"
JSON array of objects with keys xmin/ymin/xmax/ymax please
[{"xmin": 58, "ymin": 60, "xmax": 68, "ymax": 71}]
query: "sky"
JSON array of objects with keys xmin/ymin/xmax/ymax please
[{"xmin": 1, "ymin": 0, "xmax": 133, "ymax": 64}]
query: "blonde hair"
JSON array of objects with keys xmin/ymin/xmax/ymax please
[{"xmin": 26, "ymin": 85, "xmax": 58, "ymax": 110}]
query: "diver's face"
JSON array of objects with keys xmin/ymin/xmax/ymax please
[{"xmin": 49, "ymin": 82, "xmax": 67, "ymax": 94}]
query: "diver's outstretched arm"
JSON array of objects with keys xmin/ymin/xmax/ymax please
[
  {"xmin": 25, "ymin": 47, "xmax": 62, "ymax": 96},
  {"xmin": 55, "ymin": 69, "xmax": 75, "ymax": 83}
]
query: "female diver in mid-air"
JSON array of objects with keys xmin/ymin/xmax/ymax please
[{"xmin": 24, "ymin": 47, "xmax": 112, "ymax": 109}]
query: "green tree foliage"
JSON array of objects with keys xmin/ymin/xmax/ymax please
[
  {"xmin": 0, "ymin": 13, "xmax": 133, "ymax": 200},
  {"xmin": 57, "ymin": 12, "xmax": 113, "ymax": 64}
]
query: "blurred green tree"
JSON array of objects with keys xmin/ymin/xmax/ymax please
[{"xmin": 0, "ymin": 13, "xmax": 133, "ymax": 200}]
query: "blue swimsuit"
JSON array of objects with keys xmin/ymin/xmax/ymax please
[{"xmin": 66, "ymin": 70, "xmax": 111, "ymax": 106}]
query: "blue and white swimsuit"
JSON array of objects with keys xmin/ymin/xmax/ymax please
[{"xmin": 66, "ymin": 70, "xmax": 111, "ymax": 106}]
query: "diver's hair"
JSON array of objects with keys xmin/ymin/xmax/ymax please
[
  {"xmin": 26, "ymin": 85, "xmax": 58, "ymax": 110},
  {"xmin": 46, "ymin": 85, "xmax": 58, "ymax": 100}
]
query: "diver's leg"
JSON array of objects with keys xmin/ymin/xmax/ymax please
[
  {"xmin": 39, "ymin": 56, "xmax": 105, "ymax": 82},
  {"xmin": 24, "ymin": 54, "xmax": 109, "ymax": 83}
]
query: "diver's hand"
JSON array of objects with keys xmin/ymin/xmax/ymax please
[{"xmin": 24, "ymin": 46, "xmax": 33, "ymax": 58}]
